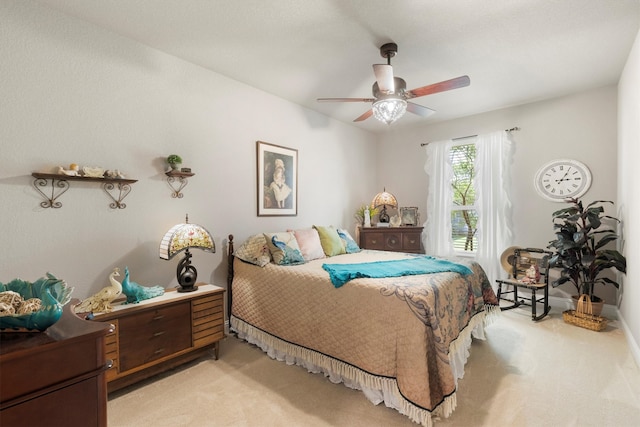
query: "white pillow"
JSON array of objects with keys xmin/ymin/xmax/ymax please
[{"xmin": 291, "ymin": 228, "xmax": 326, "ymax": 261}]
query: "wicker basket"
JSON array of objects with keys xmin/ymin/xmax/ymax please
[{"xmin": 562, "ymin": 294, "xmax": 607, "ymax": 331}]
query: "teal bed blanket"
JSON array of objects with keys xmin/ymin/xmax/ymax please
[{"xmin": 322, "ymin": 256, "xmax": 473, "ymax": 288}]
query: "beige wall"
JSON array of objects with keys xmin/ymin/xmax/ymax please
[
  {"xmin": 618, "ymin": 29, "xmax": 640, "ymax": 361},
  {"xmin": 376, "ymin": 85, "xmax": 619, "ymax": 303},
  {"xmin": 0, "ymin": 1, "xmax": 377, "ymax": 299}
]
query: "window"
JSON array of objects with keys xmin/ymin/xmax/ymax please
[
  {"xmin": 450, "ymin": 143, "xmax": 478, "ymax": 253},
  {"xmin": 424, "ymin": 130, "xmax": 513, "ymax": 284}
]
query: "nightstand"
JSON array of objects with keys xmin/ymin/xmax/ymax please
[{"xmin": 359, "ymin": 226, "xmax": 424, "ymax": 253}]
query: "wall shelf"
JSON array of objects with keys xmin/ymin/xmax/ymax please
[
  {"xmin": 31, "ymin": 172, "xmax": 138, "ymax": 209},
  {"xmin": 165, "ymin": 170, "xmax": 194, "ymax": 198}
]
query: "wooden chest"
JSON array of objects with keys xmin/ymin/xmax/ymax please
[
  {"xmin": 92, "ymin": 284, "xmax": 225, "ymax": 392},
  {"xmin": 359, "ymin": 226, "xmax": 424, "ymax": 253}
]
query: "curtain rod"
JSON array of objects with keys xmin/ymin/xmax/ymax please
[{"xmin": 420, "ymin": 127, "xmax": 520, "ymax": 147}]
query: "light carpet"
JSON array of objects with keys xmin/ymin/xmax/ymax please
[{"xmin": 107, "ymin": 309, "xmax": 640, "ymax": 426}]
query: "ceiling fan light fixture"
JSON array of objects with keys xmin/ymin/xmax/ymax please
[{"xmin": 372, "ymin": 98, "xmax": 407, "ymax": 125}]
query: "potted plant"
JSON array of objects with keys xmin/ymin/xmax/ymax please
[
  {"xmin": 166, "ymin": 154, "xmax": 182, "ymax": 170},
  {"xmin": 547, "ymin": 198, "xmax": 626, "ymax": 313}
]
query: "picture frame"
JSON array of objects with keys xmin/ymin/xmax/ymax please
[
  {"xmin": 400, "ymin": 207, "xmax": 419, "ymax": 226},
  {"xmin": 257, "ymin": 141, "xmax": 298, "ymax": 216}
]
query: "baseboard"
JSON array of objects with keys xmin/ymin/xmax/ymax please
[
  {"xmin": 547, "ymin": 295, "xmax": 618, "ymax": 319},
  {"xmin": 616, "ymin": 310, "xmax": 640, "ymax": 370}
]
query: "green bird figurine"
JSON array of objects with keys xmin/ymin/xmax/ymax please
[{"xmin": 122, "ymin": 267, "xmax": 165, "ymax": 304}]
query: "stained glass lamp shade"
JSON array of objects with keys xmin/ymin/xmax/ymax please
[
  {"xmin": 371, "ymin": 188, "xmax": 398, "ymax": 223},
  {"xmin": 159, "ymin": 215, "xmax": 215, "ymax": 292}
]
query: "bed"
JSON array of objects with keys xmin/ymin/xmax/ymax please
[{"xmin": 227, "ymin": 229, "xmax": 499, "ymax": 427}]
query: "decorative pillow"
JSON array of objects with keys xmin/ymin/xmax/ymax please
[
  {"xmin": 291, "ymin": 228, "xmax": 325, "ymax": 261},
  {"xmin": 313, "ymin": 225, "xmax": 346, "ymax": 257},
  {"xmin": 233, "ymin": 234, "xmax": 271, "ymax": 267},
  {"xmin": 337, "ymin": 228, "xmax": 361, "ymax": 254},
  {"xmin": 264, "ymin": 232, "xmax": 306, "ymax": 265}
]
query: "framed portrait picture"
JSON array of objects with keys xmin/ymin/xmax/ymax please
[
  {"xmin": 257, "ymin": 141, "xmax": 298, "ymax": 216},
  {"xmin": 400, "ymin": 207, "xmax": 419, "ymax": 226}
]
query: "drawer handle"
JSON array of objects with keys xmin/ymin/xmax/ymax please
[
  {"xmin": 153, "ymin": 331, "xmax": 166, "ymax": 337},
  {"xmin": 153, "ymin": 348, "xmax": 165, "ymax": 355},
  {"xmin": 152, "ymin": 315, "xmax": 165, "ymax": 321},
  {"xmin": 371, "ymin": 239, "xmax": 377, "ymax": 244},
  {"xmin": 409, "ymin": 239, "xmax": 416, "ymax": 244}
]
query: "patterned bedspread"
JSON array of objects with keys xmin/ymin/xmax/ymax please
[{"xmin": 230, "ymin": 249, "xmax": 498, "ymax": 426}]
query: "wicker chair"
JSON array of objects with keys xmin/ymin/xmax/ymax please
[{"xmin": 495, "ymin": 247, "xmax": 553, "ymax": 321}]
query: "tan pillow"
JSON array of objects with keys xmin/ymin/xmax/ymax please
[{"xmin": 233, "ymin": 234, "xmax": 271, "ymax": 267}]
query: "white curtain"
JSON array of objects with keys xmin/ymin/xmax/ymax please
[
  {"xmin": 423, "ymin": 130, "xmax": 513, "ymax": 285},
  {"xmin": 474, "ymin": 130, "xmax": 514, "ymax": 285},
  {"xmin": 423, "ymin": 139, "xmax": 455, "ymax": 257}
]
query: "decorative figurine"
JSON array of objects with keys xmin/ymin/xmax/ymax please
[
  {"xmin": 58, "ymin": 164, "xmax": 80, "ymax": 176},
  {"xmin": 521, "ymin": 264, "xmax": 541, "ymax": 284},
  {"xmin": 121, "ymin": 267, "xmax": 165, "ymax": 304},
  {"xmin": 82, "ymin": 166, "xmax": 105, "ymax": 178},
  {"xmin": 105, "ymin": 169, "xmax": 126, "ymax": 179},
  {"xmin": 364, "ymin": 207, "xmax": 371, "ymax": 227},
  {"xmin": 74, "ymin": 268, "xmax": 122, "ymax": 314}
]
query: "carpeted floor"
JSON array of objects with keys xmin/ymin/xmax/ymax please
[{"xmin": 107, "ymin": 309, "xmax": 640, "ymax": 427}]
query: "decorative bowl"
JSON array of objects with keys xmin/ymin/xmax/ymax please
[
  {"xmin": 82, "ymin": 166, "xmax": 105, "ymax": 178},
  {"xmin": 0, "ymin": 273, "xmax": 74, "ymax": 331}
]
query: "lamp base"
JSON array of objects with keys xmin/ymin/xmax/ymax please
[
  {"xmin": 177, "ymin": 283, "xmax": 199, "ymax": 293},
  {"xmin": 176, "ymin": 250, "xmax": 198, "ymax": 293}
]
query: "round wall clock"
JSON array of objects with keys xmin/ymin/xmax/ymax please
[{"xmin": 534, "ymin": 159, "xmax": 592, "ymax": 202}]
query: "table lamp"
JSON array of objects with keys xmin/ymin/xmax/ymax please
[
  {"xmin": 371, "ymin": 188, "xmax": 398, "ymax": 223},
  {"xmin": 159, "ymin": 214, "xmax": 215, "ymax": 292}
]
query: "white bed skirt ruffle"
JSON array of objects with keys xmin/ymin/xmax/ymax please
[{"xmin": 230, "ymin": 304, "xmax": 499, "ymax": 427}]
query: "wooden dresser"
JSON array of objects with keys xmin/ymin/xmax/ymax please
[
  {"xmin": 91, "ymin": 283, "xmax": 224, "ymax": 392},
  {"xmin": 0, "ymin": 301, "xmax": 113, "ymax": 427},
  {"xmin": 359, "ymin": 226, "xmax": 424, "ymax": 253}
]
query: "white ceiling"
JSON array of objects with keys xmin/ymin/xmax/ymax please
[{"xmin": 36, "ymin": 0, "xmax": 640, "ymax": 134}]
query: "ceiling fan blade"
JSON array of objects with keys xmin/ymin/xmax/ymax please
[
  {"xmin": 317, "ymin": 97, "xmax": 375, "ymax": 103},
  {"xmin": 353, "ymin": 109, "xmax": 373, "ymax": 122},
  {"xmin": 405, "ymin": 75, "xmax": 470, "ymax": 99},
  {"xmin": 406, "ymin": 102, "xmax": 436, "ymax": 117},
  {"xmin": 373, "ymin": 64, "xmax": 394, "ymax": 94}
]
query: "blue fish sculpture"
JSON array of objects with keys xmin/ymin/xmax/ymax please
[{"xmin": 122, "ymin": 267, "xmax": 165, "ymax": 304}]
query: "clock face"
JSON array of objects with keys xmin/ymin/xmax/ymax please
[{"xmin": 534, "ymin": 159, "xmax": 592, "ymax": 202}]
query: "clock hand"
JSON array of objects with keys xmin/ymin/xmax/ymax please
[{"xmin": 555, "ymin": 168, "xmax": 571, "ymax": 183}]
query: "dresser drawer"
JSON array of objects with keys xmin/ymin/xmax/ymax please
[
  {"xmin": 104, "ymin": 319, "xmax": 119, "ymax": 381},
  {"xmin": 383, "ymin": 232, "xmax": 402, "ymax": 251},
  {"xmin": 359, "ymin": 226, "xmax": 424, "ymax": 253},
  {"xmin": 118, "ymin": 302, "xmax": 191, "ymax": 372},
  {"xmin": 362, "ymin": 232, "xmax": 385, "ymax": 250},
  {"xmin": 402, "ymin": 232, "xmax": 422, "ymax": 251},
  {"xmin": 192, "ymin": 293, "xmax": 224, "ymax": 347}
]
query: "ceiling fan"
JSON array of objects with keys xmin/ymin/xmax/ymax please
[{"xmin": 317, "ymin": 43, "xmax": 470, "ymax": 125}]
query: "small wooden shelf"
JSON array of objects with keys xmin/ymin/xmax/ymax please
[
  {"xmin": 31, "ymin": 172, "xmax": 138, "ymax": 209},
  {"xmin": 165, "ymin": 170, "xmax": 195, "ymax": 198}
]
